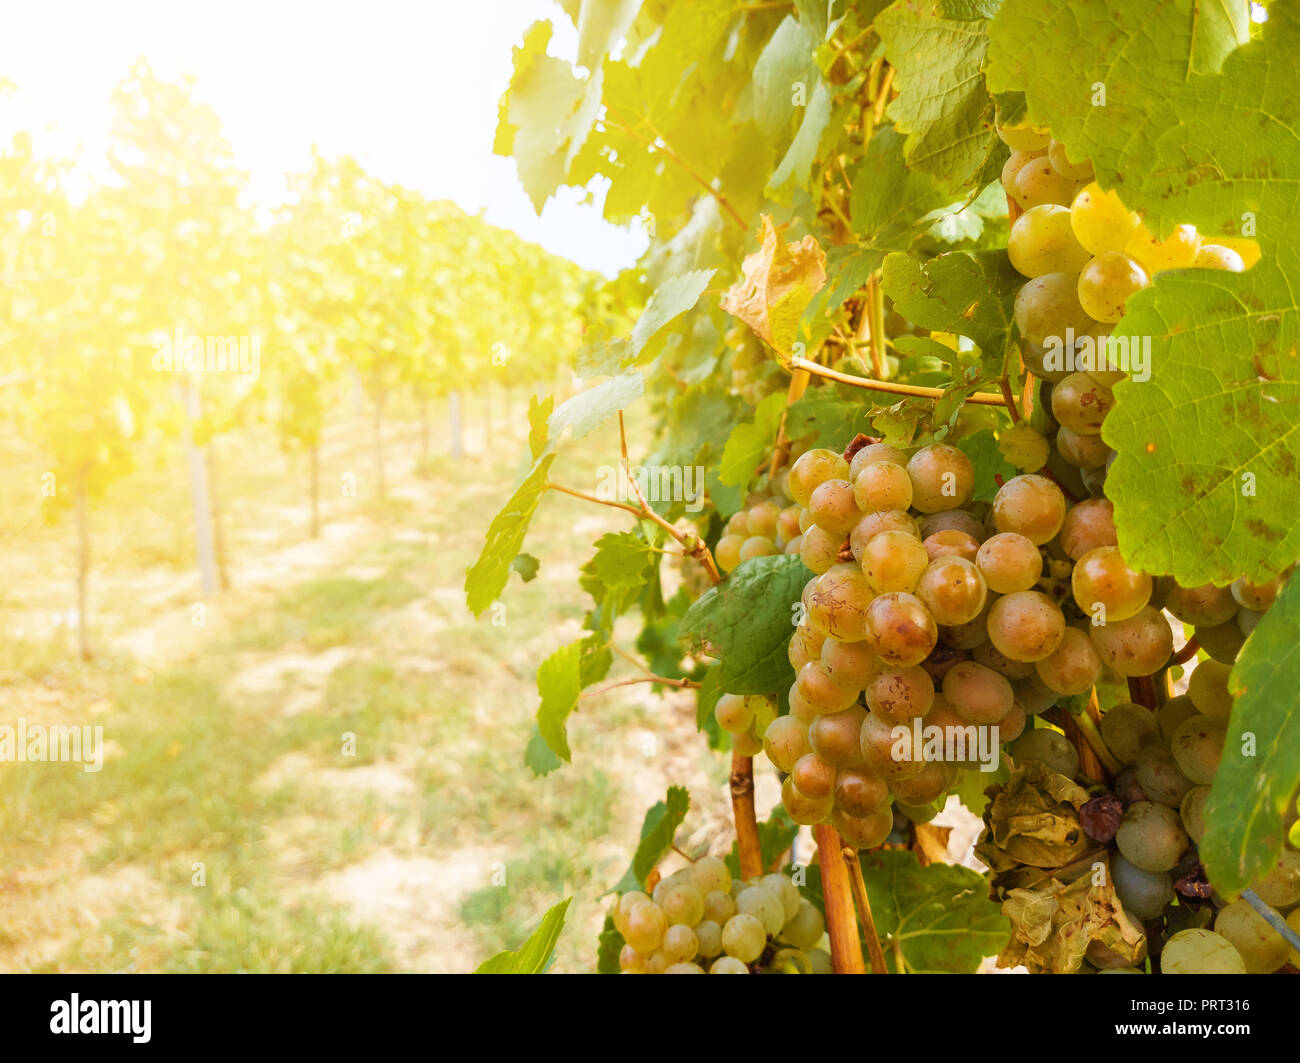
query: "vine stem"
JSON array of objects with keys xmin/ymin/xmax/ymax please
[
  {"xmin": 579, "ymin": 675, "xmax": 701, "ymax": 700},
  {"xmin": 767, "ymin": 367, "xmax": 810, "ymax": 479},
  {"xmin": 1075, "ymin": 692, "xmax": 1123, "ymax": 776},
  {"xmin": 813, "ymin": 824, "xmax": 867, "ymax": 973},
  {"xmin": 860, "ymin": 278, "xmax": 886, "ymax": 379},
  {"xmin": 789, "ymin": 356, "xmax": 1010, "ymax": 406},
  {"xmin": 730, "ymin": 753, "xmax": 764, "ymax": 879},
  {"xmin": 1171, "ymin": 637, "xmax": 1200, "ymax": 666},
  {"xmin": 547, "ymin": 483, "xmax": 642, "ymax": 515},
  {"xmin": 844, "ymin": 847, "xmax": 889, "ymax": 973}
]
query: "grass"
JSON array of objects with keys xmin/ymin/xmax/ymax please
[{"xmin": 0, "ymin": 406, "xmax": 737, "ymax": 973}]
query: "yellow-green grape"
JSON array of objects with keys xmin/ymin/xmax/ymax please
[
  {"xmin": 906, "ymin": 443, "xmax": 975, "ymax": 513},
  {"xmin": 863, "ymin": 665, "xmax": 935, "ymax": 725},
  {"xmin": 943, "ymin": 660, "xmax": 1014, "ymax": 725},
  {"xmin": 1077, "ymin": 251, "xmax": 1149, "ymax": 323},
  {"xmin": 1034, "ymin": 626, "xmax": 1103, "ymax": 695},
  {"xmin": 661, "ymin": 883, "xmax": 705, "ymax": 926},
  {"xmin": 1051, "ymin": 372, "xmax": 1115, "ymax": 435},
  {"xmin": 1012, "ymin": 727, "xmax": 1080, "ymax": 777},
  {"xmin": 781, "ymin": 774, "xmax": 833, "ymax": 825},
  {"xmin": 736, "ymin": 885, "xmax": 786, "ymax": 936},
  {"xmin": 689, "ymin": 855, "xmax": 731, "ymax": 895},
  {"xmin": 831, "ymin": 805, "xmax": 894, "ymax": 849},
  {"xmin": 781, "ymin": 901, "xmax": 825, "ymax": 950},
  {"xmin": 733, "ymin": 728, "xmax": 763, "ymax": 756},
  {"xmin": 614, "ymin": 891, "xmax": 651, "ymax": 937},
  {"xmin": 1058, "ymin": 499, "xmax": 1117, "ymax": 562},
  {"xmin": 809, "ymin": 478, "xmax": 861, "ymax": 537},
  {"xmin": 923, "ymin": 529, "xmax": 981, "ymax": 563},
  {"xmin": 747, "ymin": 695, "xmax": 778, "ymax": 735},
  {"xmin": 787, "ymin": 623, "xmax": 822, "ymax": 671},
  {"xmin": 1170, "ymin": 713, "xmax": 1226, "ymax": 784},
  {"xmin": 1214, "ymin": 900, "xmax": 1290, "ymax": 973},
  {"xmin": 859, "ymin": 709, "xmax": 928, "ymax": 780},
  {"xmin": 976, "ymin": 531, "xmax": 1043, "ymax": 593},
  {"xmin": 703, "ymin": 889, "xmax": 737, "ymax": 924},
  {"xmin": 853, "ymin": 459, "xmax": 914, "ymax": 512},
  {"xmin": 710, "ymin": 956, "xmax": 750, "ymax": 974},
  {"xmin": 849, "ymin": 442, "xmax": 910, "ymax": 479},
  {"xmin": 1164, "ymin": 582, "xmax": 1238, "ymax": 627},
  {"xmin": 1099, "ymin": 702, "xmax": 1160, "ymax": 764},
  {"xmin": 889, "ymin": 759, "xmax": 956, "ymax": 805},
  {"xmin": 777, "ymin": 505, "xmax": 803, "ymax": 541},
  {"xmin": 714, "ymin": 693, "xmax": 754, "ymax": 733},
  {"xmin": 1156, "ymin": 694, "xmax": 1200, "ymax": 741},
  {"xmin": 1070, "ymin": 182, "xmax": 1142, "ymax": 256},
  {"xmin": 864, "ymin": 592, "xmax": 939, "ymax": 667},
  {"xmin": 791, "ymin": 751, "xmax": 837, "ymax": 800},
  {"xmin": 1195, "ymin": 243, "xmax": 1246, "ymax": 271},
  {"xmin": 1210, "ymin": 235, "xmax": 1262, "ymax": 268},
  {"xmin": 806, "ymin": 563, "xmax": 874, "ymax": 642},
  {"xmin": 1013, "ymin": 271, "xmax": 1095, "ymax": 347},
  {"xmin": 619, "ymin": 943, "xmax": 645, "ymax": 972},
  {"xmin": 1109, "ymin": 853, "xmax": 1173, "ymax": 921},
  {"xmin": 1181, "ymin": 786, "xmax": 1210, "ymax": 843},
  {"xmin": 1231, "ymin": 573, "xmax": 1285, "ymax": 612},
  {"xmin": 1000, "ymin": 701, "xmax": 1028, "ymax": 742},
  {"xmin": 784, "ymin": 534, "xmax": 803, "ymax": 555},
  {"xmin": 661, "ymin": 923, "xmax": 699, "ymax": 962},
  {"xmin": 721, "ymin": 912, "xmax": 767, "ymax": 963},
  {"xmin": 761, "ymin": 873, "xmax": 802, "ymax": 923},
  {"xmin": 996, "ymin": 121, "xmax": 1050, "ymax": 152},
  {"xmin": 973, "ymin": 641, "xmax": 1036, "ymax": 679},
  {"xmin": 851, "ymin": 509, "xmax": 920, "ymax": 558},
  {"xmin": 915, "ymin": 556, "xmax": 988, "ymax": 626},
  {"xmin": 740, "ymin": 536, "xmax": 779, "ymax": 561},
  {"xmin": 860, "ymin": 529, "xmax": 931, "ymax": 594},
  {"xmin": 1135, "ymin": 742, "xmax": 1196, "ymax": 807},
  {"xmin": 624, "ymin": 901, "xmax": 668, "ymax": 952},
  {"xmin": 800, "ymin": 523, "xmax": 843, "ymax": 575},
  {"xmin": 694, "ymin": 920, "xmax": 723, "ymax": 959},
  {"xmin": 1012, "ymin": 675, "xmax": 1058, "ymax": 716},
  {"xmin": 1071, "ymin": 545, "xmax": 1152, "ymax": 623},
  {"xmin": 987, "ymin": 591, "xmax": 1066, "ymax": 663},
  {"xmin": 940, "ymin": 601, "xmax": 994, "ymax": 651},
  {"xmin": 821, "ymin": 636, "xmax": 877, "ymax": 689},
  {"xmin": 919, "ymin": 509, "xmax": 985, "ymax": 540},
  {"xmin": 1014, "ymin": 156, "xmax": 1078, "ymax": 208},
  {"xmin": 748, "ymin": 500, "xmax": 782, "ymax": 538},
  {"xmin": 1002, "ymin": 148, "xmax": 1043, "ymax": 205},
  {"xmin": 1124, "ymin": 222, "xmax": 1201, "ymax": 274},
  {"xmin": 1056, "ymin": 424, "xmax": 1113, "ymax": 468},
  {"xmin": 1009, "ymin": 204, "xmax": 1092, "ymax": 279},
  {"xmin": 1089, "ymin": 606, "xmax": 1174, "ymax": 677},
  {"xmin": 789, "ymin": 448, "xmax": 851, "ymax": 508},
  {"xmin": 716, "ymin": 534, "xmax": 745, "ymax": 572},
  {"xmin": 1047, "ymin": 139, "xmax": 1094, "ymax": 181},
  {"xmin": 834, "ymin": 765, "xmax": 890, "ymax": 816},
  {"xmin": 1162, "ymin": 929, "xmax": 1246, "ymax": 974},
  {"xmin": 1195, "ymin": 620, "xmax": 1247, "ymax": 663},
  {"xmin": 726, "ymin": 511, "xmax": 750, "ymax": 537},
  {"xmin": 796, "ymin": 660, "xmax": 859, "ymax": 714},
  {"xmin": 763, "ymin": 715, "xmax": 811, "ymax": 772},
  {"xmin": 1248, "ymin": 850, "xmax": 1300, "ymax": 909},
  {"xmin": 809, "ymin": 705, "xmax": 869, "ymax": 767},
  {"xmin": 991, "ymin": 475, "xmax": 1067, "ymax": 545}
]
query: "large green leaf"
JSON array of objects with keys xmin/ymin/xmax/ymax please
[
  {"xmin": 465, "ymin": 454, "xmax": 556, "ymax": 618},
  {"xmin": 718, "ymin": 391, "xmax": 786, "ymax": 488},
  {"xmin": 679, "ymin": 553, "xmax": 810, "ymax": 694},
  {"xmin": 535, "ymin": 636, "xmax": 613, "ymax": 762},
  {"xmin": 476, "ymin": 898, "xmax": 572, "ymax": 973},
  {"xmin": 1201, "ymin": 577, "xmax": 1300, "ymax": 897}
]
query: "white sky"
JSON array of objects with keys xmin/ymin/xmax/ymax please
[{"xmin": 0, "ymin": 0, "xmax": 645, "ymax": 276}]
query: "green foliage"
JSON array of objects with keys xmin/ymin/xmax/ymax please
[
  {"xmin": 476, "ymin": 898, "xmax": 572, "ymax": 973},
  {"xmin": 612, "ymin": 787, "xmax": 692, "ymax": 894}
]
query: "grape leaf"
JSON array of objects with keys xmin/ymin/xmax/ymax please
[
  {"xmin": 721, "ymin": 215, "xmax": 828, "ymax": 357},
  {"xmin": 768, "ymin": 77, "xmax": 833, "ymax": 196},
  {"xmin": 475, "ymin": 897, "xmax": 571, "ymax": 973},
  {"xmin": 528, "ymin": 393, "xmax": 553, "ymax": 459},
  {"xmin": 784, "ymin": 388, "xmax": 875, "ymax": 447},
  {"xmin": 611, "ymin": 786, "xmax": 691, "ymax": 894},
  {"xmin": 695, "ymin": 663, "xmax": 725, "ymax": 731},
  {"xmin": 575, "ymin": 0, "xmax": 641, "ymax": 70},
  {"xmin": 535, "ymin": 636, "xmax": 613, "ymax": 762},
  {"xmin": 857, "ymin": 850, "xmax": 1010, "ymax": 972},
  {"xmin": 875, "ymin": 3, "xmax": 1002, "ymax": 192},
  {"xmin": 849, "ymin": 128, "xmax": 946, "ymax": 249},
  {"xmin": 679, "ymin": 554, "xmax": 810, "ymax": 694},
  {"xmin": 959, "ymin": 428, "xmax": 1015, "ymax": 502},
  {"xmin": 525, "ymin": 726, "xmax": 563, "ymax": 778},
  {"xmin": 596, "ymin": 913, "xmax": 624, "ymax": 975},
  {"xmin": 718, "ymin": 391, "xmax": 786, "ymax": 488},
  {"xmin": 510, "ymin": 553, "xmax": 540, "ymax": 582},
  {"xmin": 880, "ymin": 249, "xmax": 1020, "ymax": 370},
  {"xmin": 752, "ymin": 15, "xmax": 818, "ymax": 137},
  {"xmin": 628, "ymin": 270, "xmax": 716, "ymax": 363},
  {"xmin": 1201, "ymin": 577, "xmax": 1300, "ymax": 897},
  {"xmin": 546, "ymin": 372, "xmax": 644, "ymax": 447},
  {"xmin": 579, "ymin": 531, "xmax": 657, "ymax": 628},
  {"xmin": 465, "ymin": 454, "xmax": 556, "ymax": 618}
]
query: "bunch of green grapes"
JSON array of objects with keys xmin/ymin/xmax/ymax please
[
  {"xmin": 714, "ymin": 476, "xmax": 806, "ymax": 574},
  {"xmin": 613, "ymin": 857, "xmax": 829, "ymax": 973},
  {"xmin": 998, "ymin": 121, "xmax": 1258, "ymax": 494}
]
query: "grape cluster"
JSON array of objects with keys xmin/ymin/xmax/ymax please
[
  {"xmin": 715, "ymin": 484, "xmax": 805, "ymax": 573},
  {"xmin": 613, "ymin": 857, "xmax": 828, "ymax": 974},
  {"xmin": 714, "ymin": 692, "xmax": 778, "ymax": 758}
]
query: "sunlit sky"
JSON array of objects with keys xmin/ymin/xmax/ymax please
[{"xmin": 0, "ymin": 0, "xmax": 646, "ymax": 276}]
